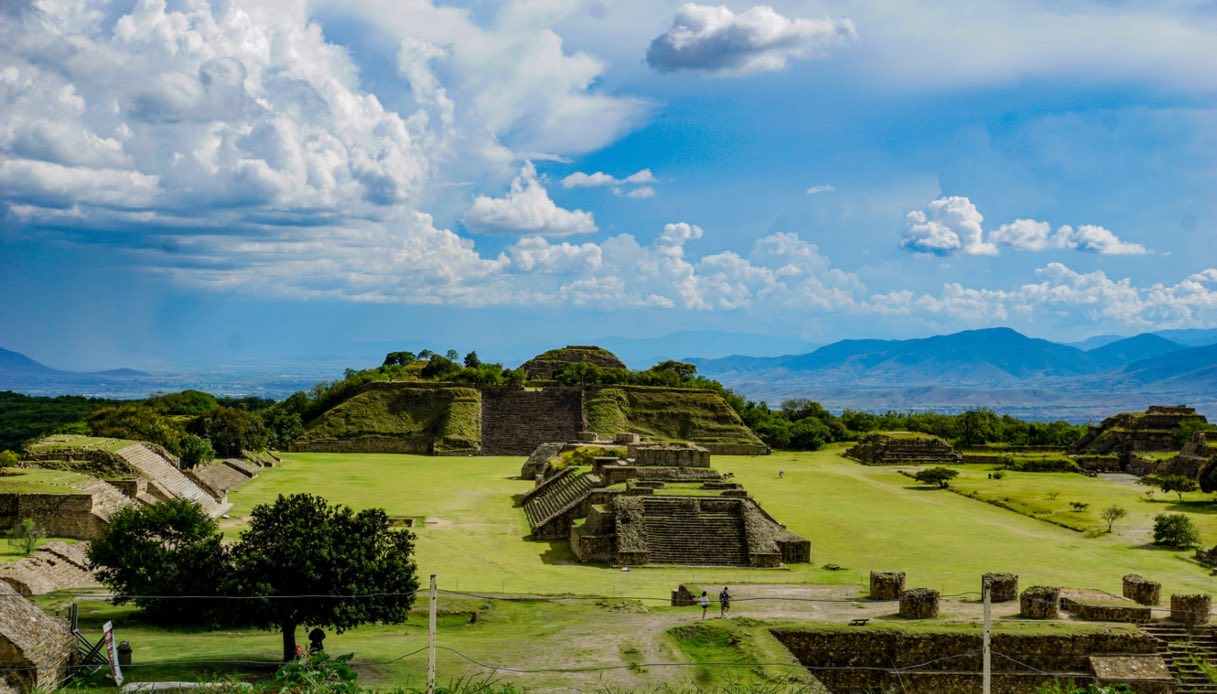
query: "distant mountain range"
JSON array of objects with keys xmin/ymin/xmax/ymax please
[
  {"xmin": 4, "ymin": 325, "xmax": 1216, "ymax": 421},
  {"xmin": 688, "ymin": 328, "xmax": 1217, "ymax": 421}
]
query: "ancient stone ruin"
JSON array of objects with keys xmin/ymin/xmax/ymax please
[
  {"xmin": 982, "ymin": 572, "xmax": 1018, "ymax": 602},
  {"xmin": 0, "ymin": 582, "xmax": 74, "ymax": 692},
  {"xmin": 1060, "ymin": 588, "xmax": 1151, "ymax": 623},
  {"xmin": 1072, "ymin": 405, "xmax": 1208, "ymax": 455},
  {"xmin": 899, "ymin": 588, "xmax": 939, "ymax": 618},
  {"xmin": 1020, "ymin": 586, "xmax": 1061, "ymax": 619},
  {"xmin": 0, "ymin": 542, "xmax": 97, "ymax": 596},
  {"xmin": 520, "ymin": 345, "xmax": 627, "ymax": 380},
  {"xmin": 1169, "ymin": 594, "xmax": 1212, "ymax": 627},
  {"xmin": 869, "ymin": 571, "xmax": 905, "ymax": 600},
  {"xmin": 1122, "ymin": 574, "xmax": 1162, "ymax": 606},
  {"xmin": 845, "ymin": 433, "xmax": 962, "ymax": 466},
  {"xmin": 517, "ymin": 437, "xmax": 809, "ymax": 567}
]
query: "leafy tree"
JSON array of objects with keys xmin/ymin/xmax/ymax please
[
  {"xmin": 788, "ymin": 418, "xmax": 830, "ymax": 451},
  {"xmin": 503, "ymin": 368, "xmax": 526, "ymax": 387},
  {"xmin": 958, "ymin": 409, "xmax": 999, "ymax": 447},
  {"xmin": 188, "ymin": 407, "xmax": 268, "ymax": 457},
  {"xmin": 382, "ymin": 351, "xmax": 416, "ymax": 367},
  {"xmin": 445, "ymin": 349, "xmax": 460, "ymax": 361},
  {"xmin": 1152, "ymin": 513, "xmax": 1202, "ymax": 548},
  {"xmin": 227, "ymin": 493, "xmax": 419, "ymax": 661},
  {"xmin": 0, "ymin": 450, "xmax": 18, "ymax": 468},
  {"xmin": 463, "ymin": 351, "xmax": 481, "ymax": 368},
  {"xmin": 178, "ymin": 433, "xmax": 215, "ymax": 469},
  {"xmin": 554, "ymin": 361, "xmax": 603, "ymax": 386},
  {"xmin": 261, "ymin": 408, "xmax": 304, "ymax": 450},
  {"xmin": 419, "ymin": 355, "xmax": 459, "ymax": 379},
  {"xmin": 1099, "ymin": 505, "xmax": 1128, "ymax": 533},
  {"xmin": 649, "ymin": 360, "xmax": 697, "ymax": 382},
  {"xmin": 87, "ymin": 499, "xmax": 229, "ymax": 623},
  {"xmin": 87, "ymin": 404, "xmax": 185, "ymax": 454},
  {"xmin": 1147, "ymin": 474, "xmax": 1200, "ymax": 502},
  {"xmin": 913, "ymin": 467, "xmax": 959, "ymax": 488},
  {"xmin": 6, "ymin": 518, "xmax": 45, "ymax": 555}
]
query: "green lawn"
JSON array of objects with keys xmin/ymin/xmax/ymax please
[
  {"xmin": 0, "ymin": 466, "xmax": 95, "ymax": 493},
  {"xmin": 25, "ymin": 434, "xmax": 136, "ymax": 454}
]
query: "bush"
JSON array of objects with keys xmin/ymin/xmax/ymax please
[
  {"xmin": 5, "ymin": 518, "xmax": 44, "ymax": 555},
  {"xmin": 87, "ymin": 404, "xmax": 185, "ymax": 454},
  {"xmin": 188, "ymin": 407, "xmax": 268, "ymax": 457},
  {"xmin": 914, "ymin": 467, "xmax": 959, "ymax": 488},
  {"xmin": 1152, "ymin": 513, "xmax": 1202, "ymax": 548},
  {"xmin": 0, "ymin": 450, "xmax": 18, "ymax": 468}
]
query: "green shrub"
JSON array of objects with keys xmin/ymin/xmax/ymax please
[{"xmin": 1152, "ymin": 513, "xmax": 1202, "ymax": 548}]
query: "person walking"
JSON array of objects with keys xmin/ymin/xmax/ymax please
[
  {"xmin": 698, "ymin": 591, "xmax": 710, "ymax": 619},
  {"xmin": 719, "ymin": 586, "xmax": 731, "ymax": 618}
]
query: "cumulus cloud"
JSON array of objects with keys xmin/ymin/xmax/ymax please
[
  {"xmin": 902, "ymin": 196, "xmax": 997, "ymax": 256},
  {"xmin": 561, "ymin": 169, "xmax": 656, "ymax": 188},
  {"xmin": 906, "ymin": 197, "xmax": 1148, "ymax": 256},
  {"xmin": 462, "ymin": 162, "xmax": 597, "ymax": 236},
  {"xmin": 646, "ymin": 3, "xmax": 856, "ymax": 76},
  {"xmin": 805, "ymin": 184, "xmax": 835, "ymax": 195}
]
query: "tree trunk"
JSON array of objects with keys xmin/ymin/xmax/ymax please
[{"xmin": 282, "ymin": 621, "xmax": 298, "ymax": 662}]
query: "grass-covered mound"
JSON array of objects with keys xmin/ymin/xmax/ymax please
[
  {"xmin": 520, "ymin": 345, "xmax": 626, "ymax": 380},
  {"xmin": 292, "ymin": 383, "xmax": 481, "ymax": 455},
  {"xmin": 584, "ymin": 385, "xmax": 768, "ymax": 454}
]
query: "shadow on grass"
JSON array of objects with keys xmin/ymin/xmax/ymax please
[
  {"xmin": 1160, "ymin": 500, "xmax": 1217, "ymax": 514},
  {"xmin": 538, "ymin": 540, "xmax": 579, "ymax": 565}
]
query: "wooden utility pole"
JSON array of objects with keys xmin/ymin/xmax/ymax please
[
  {"xmin": 982, "ymin": 584, "xmax": 992, "ymax": 694},
  {"xmin": 427, "ymin": 574, "xmax": 437, "ymax": 694}
]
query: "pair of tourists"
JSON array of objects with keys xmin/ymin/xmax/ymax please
[{"xmin": 697, "ymin": 587, "xmax": 731, "ymax": 619}]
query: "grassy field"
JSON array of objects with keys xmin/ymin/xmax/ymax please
[
  {"xmin": 46, "ymin": 447, "xmax": 1217, "ymax": 690},
  {"xmin": 0, "ymin": 466, "xmax": 96, "ymax": 494}
]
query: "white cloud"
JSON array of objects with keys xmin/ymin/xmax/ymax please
[
  {"xmin": 561, "ymin": 168, "xmax": 656, "ymax": 188},
  {"xmin": 621, "ymin": 186, "xmax": 656, "ymax": 199},
  {"xmin": 907, "ymin": 197, "xmax": 1149, "ymax": 256},
  {"xmin": 805, "ymin": 184, "xmax": 835, "ymax": 195},
  {"xmin": 462, "ymin": 162, "xmax": 597, "ymax": 236},
  {"xmin": 1053, "ymin": 225, "xmax": 1148, "ymax": 256},
  {"xmin": 646, "ymin": 3, "xmax": 857, "ymax": 76},
  {"xmin": 902, "ymin": 196, "xmax": 997, "ymax": 256}
]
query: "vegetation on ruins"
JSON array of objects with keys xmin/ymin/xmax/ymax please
[
  {"xmin": 178, "ymin": 433, "xmax": 215, "ymax": 469},
  {"xmin": 87, "ymin": 402, "xmax": 186, "ymax": 454},
  {"xmin": 0, "ymin": 449, "xmax": 17, "ymax": 467},
  {"xmin": 1152, "ymin": 513, "xmax": 1202, "ymax": 548},
  {"xmin": 1173, "ymin": 416, "xmax": 1217, "ymax": 447},
  {"xmin": 1099, "ymin": 505, "xmax": 1127, "ymax": 532},
  {"xmin": 913, "ymin": 467, "xmax": 959, "ymax": 488},
  {"xmin": 5, "ymin": 517, "xmax": 45, "ymax": 555},
  {"xmin": 1144, "ymin": 474, "xmax": 1200, "ymax": 501},
  {"xmin": 187, "ymin": 406, "xmax": 268, "ymax": 457}
]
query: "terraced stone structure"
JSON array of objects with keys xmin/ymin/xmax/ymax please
[
  {"xmin": 519, "ymin": 439, "xmax": 808, "ymax": 567},
  {"xmin": 845, "ymin": 433, "xmax": 961, "ymax": 465},
  {"xmin": 1061, "ymin": 589, "xmax": 1151, "ymax": 623},
  {"xmin": 0, "ymin": 582, "xmax": 73, "ymax": 693},
  {"xmin": 1072, "ymin": 405, "xmax": 1208, "ymax": 455},
  {"xmin": 0, "ymin": 542, "xmax": 97, "ymax": 596}
]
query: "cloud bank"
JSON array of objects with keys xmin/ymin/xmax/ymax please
[
  {"xmin": 462, "ymin": 163, "xmax": 597, "ymax": 236},
  {"xmin": 646, "ymin": 3, "xmax": 856, "ymax": 76}
]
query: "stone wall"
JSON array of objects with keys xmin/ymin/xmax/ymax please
[
  {"xmin": 0, "ymin": 542, "xmax": 97, "ymax": 596},
  {"xmin": 899, "ymin": 588, "xmax": 939, "ymax": 618},
  {"xmin": 983, "ymin": 573, "xmax": 1019, "ymax": 602},
  {"xmin": 1021, "ymin": 586, "xmax": 1061, "ymax": 619},
  {"xmin": 845, "ymin": 433, "xmax": 962, "ymax": 465},
  {"xmin": 0, "ymin": 583, "xmax": 74, "ymax": 693},
  {"xmin": 0, "ymin": 493, "xmax": 109, "ymax": 540},
  {"xmin": 771, "ymin": 627, "xmax": 1162, "ymax": 694},
  {"xmin": 630, "ymin": 443, "xmax": 710, "ymax": 467},
  {"xmin": 870, "ymin": 571, "xmax": 905, "ymax": 600},
  {"xmin": 1170, "ymin": 594, "xmax": 1212, "ymax": 626},
  {"xmin": 1122, "ymin": 575, "xmax": 1161, "ymax": 606}
]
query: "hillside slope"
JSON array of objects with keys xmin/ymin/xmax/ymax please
[
  {"xmin": 584, "ymin": 386, "xmax": 768, "ymax": 454},
  {"xmin": 292, "ymin": 383, "xmax": 481, "ymax": 455}
]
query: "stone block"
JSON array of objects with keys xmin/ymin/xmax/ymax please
[
  {"xmin": 899, "ymin": 588, "xmax": 939, "ymax": 618},
  {"xmin": 1169, "ymin": 593, "xmax": 1211, "ymax": 626},
  {"xmin": 671, "ymin": 584, "xmax": 696, "ymax": 607},
  {"xmin": 577, "ymin": 431, "xmax": 600, "ymax": 442},
  {"xmin": 615, "ymin": 432, "xmax": 641, "ymax": 445},
  {"xmin": 982, "ymin": 573, "xmax": 1019, "ymax": 602},
  {"xmin": 1121, "ymin": 574, "xmax": 1161, "ymax": 606},
  {"xmin": 869, "ymin": 571, "xmax": 905, "ymax": 600},
  {"xmin": 1020, "ymin": 586, "xmax": 1060, "ymax": 619}
]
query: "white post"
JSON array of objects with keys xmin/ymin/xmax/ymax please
[
  {"xmin": 982, "ymin": 585, "xmax": 992, "ymax": 694},
  {"xmin": 427, "ymin": 574, "xmax": 437, "ymax": 694}
]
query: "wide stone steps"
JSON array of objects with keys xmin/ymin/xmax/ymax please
[
  {"xmin": 116, "ymin": 444, "xmax": 227, "ymax": 517},
  {"xmin": 1143, "ymin": 624, "xmax": 1217, "ymax": 692},
  {"xmin": 641, "ymin": 501, "xmax": 747, "ymax": 566},
  {"xmin": 481, "ymin": 390, "xmax": 583, "ymax": 456},
  {"xmin": 523, "ymin": 473, "xmax": 595, "ymax": 530}
]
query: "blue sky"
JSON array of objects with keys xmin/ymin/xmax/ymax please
[{"xmin": 2, "ymin": 0, "xmax": 1216, "ymax": 370}]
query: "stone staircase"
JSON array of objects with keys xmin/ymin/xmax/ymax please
[
  {"xmin": 481, "ymin": 389, "xmax": 584, "ymax": 455},
  {"xmin": 641, "ymin": 497, "xmax": 748, "ymax": 566},
  {"xmin": 522, "ymin": 471, "xmax": 596, "ymax": 532},
  {"xmin": 115, "ymin": 444, "xmax": 227, "ymax": 517},
  {"xmin": 0, "ymin": 541, "xmax": 98, "ymax": 596},
  {"xmin": 1143, "ymin": 623, "xmax": 1217, "ymax": 693}
]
